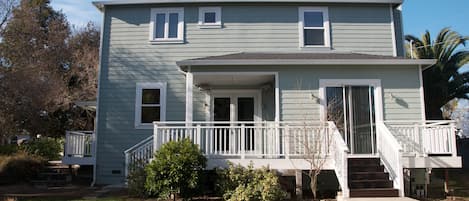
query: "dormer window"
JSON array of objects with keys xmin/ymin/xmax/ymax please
[
  {"xmin": 150, "ymin": 8, "xmax": 184, "ymax": 44},
  {"xmin": 199, "ymin": 7, "xmax": 222, "ymax": 28},
  {"xmin": 299, "ymin": 7, "xmax": 330, "ymax": 47}
]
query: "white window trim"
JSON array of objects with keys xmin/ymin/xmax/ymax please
[
  {"xmin": 299, "ymin": 7, "xmax": 330, "ymax": 48},
  {"xmin": 198, "ymin": 7, "xmax": 222, "ymax": 29},
  {"xmin": 318, "ymin": 79, "xmax": 384, "ymax": 122},
  {"xmin": 135, "ymin": 82, "xmax": 167, "ymax": 129},
  {"xmin": 149, "ymin": 8, "xmax": 184, "ymax": 44}
]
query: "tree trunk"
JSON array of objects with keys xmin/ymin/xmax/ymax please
[{"xmin": 310, "ymin": 174, "xmax": 318, "ymax": 200}]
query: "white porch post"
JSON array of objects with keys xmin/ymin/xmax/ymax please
[{"xmin": 186, "ymin": 69, "xmax": 193, "ymax": 124}]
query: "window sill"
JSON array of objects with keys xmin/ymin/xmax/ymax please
[
  {"xmin": 149, "ymin": 39, "xmax": 184, "ymax": 44},
  {"xmin": 198, "ymin": 24, "xmax": 222, "ymax": 29},
  {"xmin": 135, "ymin": 124, "xmax": 154, "ymax": 130},
  {"xmin": 299, "ymin": 46, "xmax": 331, "ymax": 51}
]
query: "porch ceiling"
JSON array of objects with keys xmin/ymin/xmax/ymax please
[{"xmin": 194, "ymin": 74, "xmax": 274, "ymax": 87}]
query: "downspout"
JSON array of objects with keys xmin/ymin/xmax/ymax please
[{"xmin": 91, "ymin": 5, "xmax": 106, "ymax": 187}]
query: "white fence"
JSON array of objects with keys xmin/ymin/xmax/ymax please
[{"xmin": 385, "ymin": 121, "xmax": 457, "ymax": 156}]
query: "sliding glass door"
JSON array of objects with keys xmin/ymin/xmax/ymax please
[{"xmin": 326, "ymin": 86, "xmax": 376, "ymax": 154}]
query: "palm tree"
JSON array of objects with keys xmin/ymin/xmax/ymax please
[{"xmin": 406, "ymin": 28, "xmax": 469, "ymax": 120}]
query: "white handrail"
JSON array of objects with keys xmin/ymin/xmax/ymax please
[
  {"xmin": 329, "ymin": 122, "xmax": 350, "ymax": 198},
  {"xmin": 124, "ymin": 135, "xmax": 154, "ymax": 178},
  {"xmin": 376, "ymin": 122, "xmax": 404, "ymax": 197}
]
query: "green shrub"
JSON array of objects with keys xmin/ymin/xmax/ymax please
[
  {"xmin": 0, "ymin": 152, "xmax": 45, "ymax": 184},
  {"xmin": 21, "ymin": 137, "xmax": 62, "ymax": 161},
  {"xmin": 218, "ymin": 163, "xmax": 287, "ymax": 201},
  {"xmin": 127, "ymin": 159, "xmax": 148, "ymax": 198},
  {"xmin": 145, "ymin": 139, "xmax": 207, "ymax": 200},
  {"xmin": 0, "ymin": 144, "xmax": 19, "ymax": 155}
]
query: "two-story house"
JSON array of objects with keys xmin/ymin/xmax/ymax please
[{"xmin": 62, "ymin": 0, "xmax": 461, "ymax": 198}]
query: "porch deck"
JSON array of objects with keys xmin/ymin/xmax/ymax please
[
  {"xmin": 121, "ymin": 120, "xmax": 461, "ymax": 198},
  {"xmin": 62, "ymin": 131, "xmax": 96, "ymax": 165}
]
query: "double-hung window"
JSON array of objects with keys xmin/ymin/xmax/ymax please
[
  {"xmin": 135, "ymin": 83, "xmax": 166, "ymax": 129},
  {"xmin": 299, "ymin": 7, "xmax": 330, "ymax": 47},
  {"xmin": 150, "ymin": 8, "xmax": 184, "ymax": 43},
  {"xmin": 198, "ymin": 7, "xmax": 222, "ymax": 28}
]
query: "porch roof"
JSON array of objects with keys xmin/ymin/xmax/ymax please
[{"xmin": 176, "ymin": 52, "xmax": 436, "ymax": 70}]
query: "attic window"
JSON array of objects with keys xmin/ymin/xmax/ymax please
[
  {"xmin": 299, "ymin": 7, "xmax": 330, "ymax": 47},
  {"xmin": 199, "ymin": 7, "xmax": 222, "ymax": 28},
  {"xmin": 150, "ymin": 8, "xmax": 184, "ymax": 44}
]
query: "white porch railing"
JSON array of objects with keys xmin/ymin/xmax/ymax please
[
  {"xmin": 385, "ymin": 121, "xmax": 457, "ymax": 156},
  {"xmin": 64, "ymin": 131, "xmax": 95, "ymax": 157},
  {"xmin": 330, "ymin": 123, "xmax": 350, "ymax": 198},
  {"xmin": 124, "ymin": 135, "xmax": 154, "ymax": 178},
  {"xmin": 62, "ymin": 131, "xmax": 95, "ymax": 165},
  {"xmin": 153, "ymin": 121, "xmax": 333, "ymax": 159},
  {"xmin": 376, "ymin": 123, "xmax": 404, "ymax": 197}
]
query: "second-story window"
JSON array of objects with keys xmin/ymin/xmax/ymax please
[
  {"xmin": 199, "ymin": 7, "xmax": 222, "ymax": 28},
  {"xmin": 150, "ymin": 8, "xmax": 184, "ymax": 43},
  {"xmin": 299, "ymin": 7, "xmax": 330, "ymax": 47}
]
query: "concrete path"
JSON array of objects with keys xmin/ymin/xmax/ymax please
[{"xmin": 343, "ymin": 197, "xmax": 418, "ymax": 201}]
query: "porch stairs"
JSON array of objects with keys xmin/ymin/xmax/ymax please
[{"xmin": 348, "ymin": 158, "xmax": 399, "ymax": 197}]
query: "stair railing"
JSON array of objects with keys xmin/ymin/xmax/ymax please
[
  {"xmin": 376, "ymin": 122, "xmax": 404, "ymax": 197},
  {"xmin": 329, "ymin": 121, "xmax": 350, "ymax": 198},
  {"xmin": 124, "ymin": 135, "xmax": 154, "ymax": 179}
]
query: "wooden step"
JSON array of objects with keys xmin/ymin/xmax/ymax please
[
  {"xmin": 350, "ymin": 179, "xmax": 393, "ymax": 189},
  {"xmin": 348, "ymin": 158, "xmax": 380, "ymax": 166},
  {"xmin": 350, "ymin": 188, "xmax": 399, "ymax": 197},
  {"xmin": 350, "ymin": 172, "xmax": 390, "ymax": 180},
  {"xmin": 349, "ymin": 165, "xmax": 384, "ymax": 172}
]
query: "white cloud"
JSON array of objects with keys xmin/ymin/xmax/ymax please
[{"xmin": 51, "ymin": 0, "xmax": 101, "ymax": 27}]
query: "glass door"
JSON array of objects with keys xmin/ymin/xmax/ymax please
[
  {"xmin": 212, "ymin": 91, "xmax": 259, "ymax": 154},
  {"xmin": 237, "ymin": 97, "xmax": 255, "ymax": 151},
  {"xmin": 326, "ymin": 86, "xmax": 376, "ymax": 154},
  {"xmin": 213, "ymin": 97, "xmax": 231, "ymax": 152}
]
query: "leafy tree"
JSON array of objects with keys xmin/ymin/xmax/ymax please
[
  {"xmin": 0, "ymin": 0, "xmax": 99, "ymax": 141},
  {"xmin": 406, "ymin": 28, "xmax": 469, "ymax": 119},
  {"xmin": 145, "ymin": 139, "xmax": 207, "ymax": 200}
]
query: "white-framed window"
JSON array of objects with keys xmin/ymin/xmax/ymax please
[
  {"xmin": 198, "ymin": 7, "xmax": 222, "ymax": 28},
  {"xmin": 149, "ymin": 8, "xmax": 184, "ymax": 44},
  {"xmin": 299, "ymin": 7, "xmax": 330, "ymax": 47},
  {"xmin": 135, "ymin": 82, "xmax": 167, "ymax": 129}
]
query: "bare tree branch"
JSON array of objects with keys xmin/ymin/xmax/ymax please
[{"xmin": 0, "ymin": 0, "xmax": 17, "ymax": 34}]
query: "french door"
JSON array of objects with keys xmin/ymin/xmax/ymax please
[
  {"xmin": 325, "ymin": 84, "xmax": 379, "ymax": 154},
  {"xmin": 211, "ymin": 91, "xmax": 260, "ymax": 152}
]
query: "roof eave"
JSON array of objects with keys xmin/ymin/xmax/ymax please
[
  {"xmin": 93, "ymin": 0, "xmax": 402, "ymax": 8},
  {"xmin": 177, "ymin": 59, "xmax": 437, "ymax": 68}
]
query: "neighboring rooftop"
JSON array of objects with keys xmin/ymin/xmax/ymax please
[
  {"xmin": 93, "ymin": 0, "xmax": 403, "ymax": 9},
  {"xmin": 176, "ymin": 52, "xmax": 436, "ymax": 68}
]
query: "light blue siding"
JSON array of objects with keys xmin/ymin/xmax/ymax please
[{"xmin": 96, "ymin": 3, "xmax": 407, "ymax": 184}]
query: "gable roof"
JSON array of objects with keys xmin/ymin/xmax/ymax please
[
  {"xmin": 176, "ymin": 52, "xmax": 436, "ymax": 69},
  {"xmin": 93, "ymin": 0, "xmax": 403, "ymax": 10}
]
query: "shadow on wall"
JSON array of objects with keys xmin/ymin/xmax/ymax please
[{"xmin": 457, "ymin": 138, "xmax": 469, "ymax": 169}]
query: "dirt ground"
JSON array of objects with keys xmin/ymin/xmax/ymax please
[{"xmin": 0, "ymin": 168, "xmax": 468, "ymax": 201}]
